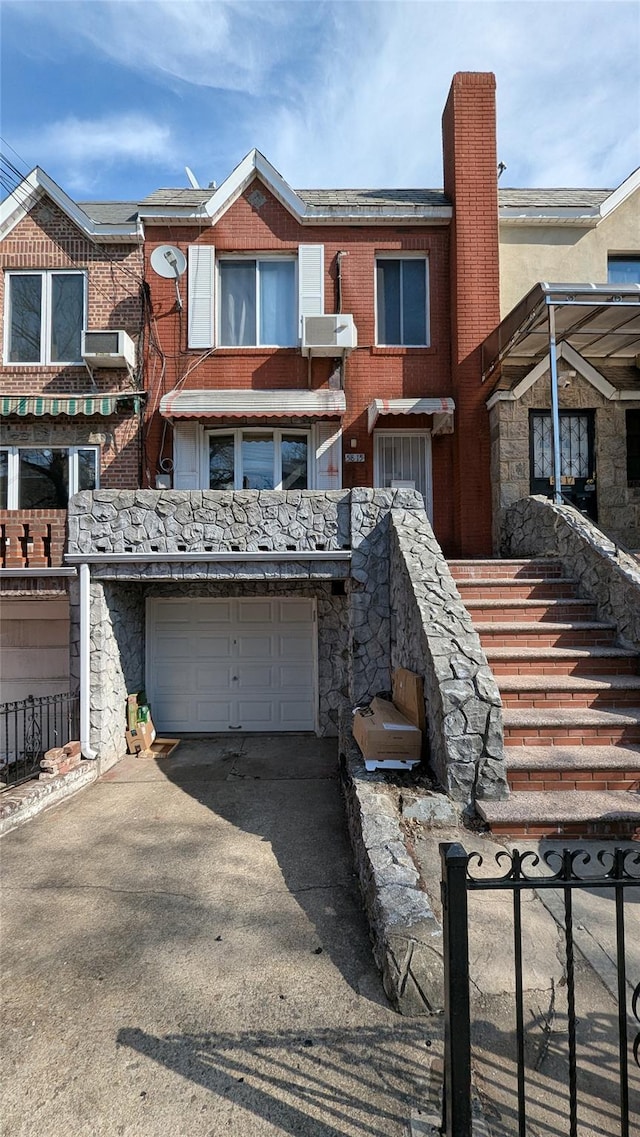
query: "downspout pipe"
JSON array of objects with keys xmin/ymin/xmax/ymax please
[
  {"xmin": 548, "ymin": 301, "xmax": 563, "ymax": 506},
  {"xmin": 79, "ymin": 562, "xmax": 98, "ymax": 760}
]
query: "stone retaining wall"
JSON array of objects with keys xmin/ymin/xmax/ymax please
[
  {"xmin": 504, "ymin": 496, "xmax": 640, "ymax": 649},
  {"xmin": 389, "ymin": 509, "xmax": 508, "ymax": 805},
  {"xmin": 68, "ymin": 489, "xmax": 351, "ymax": 553}
]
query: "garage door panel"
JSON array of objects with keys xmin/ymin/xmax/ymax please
[
  {"xmin": 237, "ymin": 599, "xmax": 273, "ymax": 623},
  {"xmin": 196, "ymin": 634, "xmax": 234, "ymax": 659},
  {"xmin": 277, "ymin": 599, "xmax": 313, "ymax": 623},
  {"xmin": 147, "ymin": 598, "xmax": 316, "ymax": 732}
]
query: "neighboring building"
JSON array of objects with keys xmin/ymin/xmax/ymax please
[
  {"xmin": 0, "ymin": 169, "xmax": 144, "ymax": 703},
  {"xmin": 487, "ymin": 170, "xmax": 640, "ymax": 549}
]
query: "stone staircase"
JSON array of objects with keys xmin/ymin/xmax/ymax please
[{"xmin": 449, "ymin": 558, "xmax": 640, "ymax": 838}]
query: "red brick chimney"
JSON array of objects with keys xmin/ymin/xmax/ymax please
[{"xmin": 442, "ymin": 72, "xmax": 499, "ymax": 556}]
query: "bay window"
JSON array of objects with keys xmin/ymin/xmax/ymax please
[
  {"xmin": 219, "ymin": 258, "xmax": 297, "ymax": 346},
  {"xmin": 0, "ymin": 446, "xmax": 99, "ymax": 509},
  {"xmin": 208, "ymin": 430, "xmax": 308, "ymax": 490},
  {"xmin": 5, "ymin": 271, "xmax": 86, "ymax": 364}
]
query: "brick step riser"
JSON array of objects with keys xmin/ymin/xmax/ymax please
[
  {"xmin": 458, "ymin": 584, "xmax": 578, "ymax": 600},
  {"xmin": 450, "ymin": 565, "xmax": 564, "ymax": 580},
  {"xmin": 508, "ymin": 773, "xmax": 640, "ymax": 792},
  {"xmin": 479, "ymin": 631, "xmax": 618, "ymax": 648},
  {"xmin": 505, "ymin": 726, "xmax": 640, "ymax": 746},
  {"xmin": 470, "ymin": 605, "xmax": 597, "ymax": 622},
  {"xmin": 487, "ymin": 821, "xmax": 640, "ymax": 839},
  {"xmin": 490, "ymin": 659, "xmax": 639, "ymax": 676},
  {"xmin": 501, "ymin": 691, "xmax": 640, "ymax": 709}
]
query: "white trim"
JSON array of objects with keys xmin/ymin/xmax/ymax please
[
  {"xmin": 0, "ymin": 444, "xmax": 99, "ymax": 509},
  {"xmin": 69, "ymin": 551, "xmax": 352, "ymax": 563},
  {"xmin": 204, "ymin": 150, "xmax": 309, "ymax": 225},
  {"xmin": 505, "ymin": 342, "xmax": 619, "ymax": 404},
  {"xmin": 373, "ymin": 429, "xmax": 433, "ymax": 521},
  {"xmin": 600, "ymin": 168, "xmax": 640, "ymax": 220},
  {"xmin": 0, "ymin": 167, "xmax": 141, "ymax": 243},
  {"xmin": 206, "ymin": 427, "xmax": 310, "ymax": 491},
  {"xmin": 3, "ymin": 270, "xmax": 87, "ymax": 367}
]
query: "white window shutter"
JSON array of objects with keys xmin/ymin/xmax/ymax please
[
  {"xmin": 173, "ymin": 422, "xmax": 201, "ymax": 489},
  {"xmin": 188, "ymin": 245, "xmax": 215, "ymax": 348},
  {"xmin": 298, "ymin": 244, "xmax": 324, "ymax": 337},
  {"xmin": 314, "ymin": 423, "xmax": 342, "ymax": 490}
]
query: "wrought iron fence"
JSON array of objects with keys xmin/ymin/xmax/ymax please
[
  {"xmin": 0, "ymin": 691, "xmax": 80, "ymax": 790},
  {"xmin": 440, "ymin": 842, "xmax": 640, "ymax": 1137}
]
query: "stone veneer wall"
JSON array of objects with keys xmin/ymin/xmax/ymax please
[
  {"xmin": 489, "ymin": 367, "xmax": 640, "ymax": 552},
  {"xmin": 504, "ymin": 496, "xmax": 640, "ymax": 649},
  {"xmin": 389, "ymin": 509, "xmax": 508, "ymax": 804},
  {"xmin": 68, "ymin": 489, "xmax": 351, "ymax": 553}
]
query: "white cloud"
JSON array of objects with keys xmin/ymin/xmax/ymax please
[{"xmin": 20, "ymin": 113, "xmax": 174, "ymax": 192}]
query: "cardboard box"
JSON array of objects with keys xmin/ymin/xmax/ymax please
[
  {"xmin": 125, "ymin": 721, "xmax": 156, "ymax": 755},
  {"xmin": 126, "ymin": 694, "xmax": 139, "ymax": 732},
  {"xmin": 392, "ymin": 668, "xmax": 426, "ymax": 734},
  {"xmin": 353, "ymin": 697, "xmax": 422, "ymax": 765},
  {"xmin": 137, "ymin": 738, "xmax": 180, "ymax": 759}
]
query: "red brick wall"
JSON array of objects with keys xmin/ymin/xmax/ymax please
[
  {"xmin": 1, "ymin": 197, "xmax": 144, "ymax": 490},
  {"xmin": 443, "ymin": 72, "xmax": 500, "ymax": 555},
  {"xmin": 143, "ymin": 186, "xmax": 457, "ymax": 550}
]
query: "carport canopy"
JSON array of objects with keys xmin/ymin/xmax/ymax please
[{"xmin": 482, "ymin": 282, "xmax": 640, "ymax": 380}]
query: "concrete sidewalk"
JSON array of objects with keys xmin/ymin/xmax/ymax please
[{"xmin": 0, "ymin": 736, "xmax": 438, "ymax": 1137}]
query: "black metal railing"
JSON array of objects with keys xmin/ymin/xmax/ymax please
[
  {"xmin": 440, "ymin": 842, "xmax": 640, "ymax": 1137},
  {"xmin": 0, "ymin": 691, "xmax": 80, "ymax": 790}
]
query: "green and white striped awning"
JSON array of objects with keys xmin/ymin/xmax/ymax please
[{"xmin": 0, "ymin": 394, "xmax": 143, "ymax": 417}]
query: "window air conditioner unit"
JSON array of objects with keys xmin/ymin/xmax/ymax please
[
  {"xmin": 82, "ymin": 329, "xmax": 136, "ymax": 369},
  {"xmin": 302, "ymin": 314, "xmax": 357, "ymax": 357}
]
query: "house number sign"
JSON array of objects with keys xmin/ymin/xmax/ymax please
[{"xmin": 345, "ymin": 453, "xmax": 365, "ymax": 463}]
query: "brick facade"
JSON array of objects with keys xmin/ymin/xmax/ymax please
[{"xmin": 0, "ymin": 198, "xmax": 144, "ymax": 490}]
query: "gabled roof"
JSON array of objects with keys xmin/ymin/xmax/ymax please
[
  {"xmin": 486, "ymin": 342, "xmax": 640, "ymax": 409},
  {"xmin": 137, "ymin": 149, "xmax": 453, "ymax": 226},
  {"xmin": 498, "ymin": 168, "xmax": 640, "ymax": 226},
  {"xmin": 0, "ymin": 168, "xmax": 142, "ymax": 243}
]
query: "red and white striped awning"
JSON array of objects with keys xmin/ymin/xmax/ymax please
[
  {"xmin": 160, "ymin": 389, "xmax": 346, "ymax": 419},
  {"xmin": 367, "ymin": 397, "xmax": 455, "ymax": 433}
]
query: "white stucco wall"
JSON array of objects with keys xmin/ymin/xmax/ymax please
[{"xmin": 499, "ymin": 188, "xmax": 640, "ymax": 315}]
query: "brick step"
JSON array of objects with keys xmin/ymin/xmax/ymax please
[
  {"xmin": 505, "ymin": 745, "xmax": 640, "ymax": 792},
  {"xmin": 476, "ymin": 621, "xmax": 618, "ymax": 648},
  {"xmin": 448, "ymin": 559, "xmax": 564, "ymax": 580},
  {"xmin": 455, "ymin": 578, "xmax": 578, "ymax": 600},
  {"xmin": 503, "ymin": 707, "xmax": 640, "ymax": 746},
  {"xmin": 465, "ymin": 598, "xmax": 597, "ymax": 622},
  {"xmin": 476, "ymin": 790, "xmax": 640, "ymax": 839},
  {"xmin": 499, "ymin": 674, "xmax": 640, "ymax": 710},
  {"xmin": 485, "ymin": 646, "xmax": 639, "ymax": 677}
]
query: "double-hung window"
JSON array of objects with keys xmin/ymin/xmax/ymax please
[
  {"xmin": 376, "ymin": 256, "xmax": 429, "ymax": 346},
  {"xmin": 219, "ymin": 258, "xmax": 297, "ymax": 346},
  {"xmin": 4, "ymin": 271, "xmax": 86, "ymax": 364},
  {"xmin": 0, "ymin": 446, "xmax": 99, "ymax": 509},
  {"xmin": 208, "ymin": 430, "xmax": 308, "ymax": 490}
]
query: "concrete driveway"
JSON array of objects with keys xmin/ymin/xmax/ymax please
[{"xmin": 0, "ymin": 737, "xmax": 437, "ymax": 1137}]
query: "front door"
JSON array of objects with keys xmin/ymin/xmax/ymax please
[
  {"xmin": 374, "ymin": 431, "xmax": 433, "ymax": 519},
  {"xmin": 529, "ymin": 410, "xmax": 597, "ymax": 521}
]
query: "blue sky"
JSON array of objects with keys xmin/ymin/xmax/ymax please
[{"xmin": 1, "ymin": 0, "xmax": 639, "ymax": 202}]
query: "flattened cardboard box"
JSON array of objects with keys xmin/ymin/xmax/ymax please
[
  {"xmin": 392, "ymin": 668, "xmax": 426, "ymax": 733},
  {"xmin": 353, "ymin": 697, "xmax": 421, "ymax": 762}
]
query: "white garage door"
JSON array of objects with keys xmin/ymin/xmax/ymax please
[{"xmin": 146, "ymin": 597, "xmax": 317, "ymax": 732}]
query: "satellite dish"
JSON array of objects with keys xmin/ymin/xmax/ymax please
[
  {"xmin": 150, "ymin": 245, "xmax": 187, "ymax": 279},
  {"xmin": 185, "ymin": 166, "xmax": 201, "ymax": 188}
]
